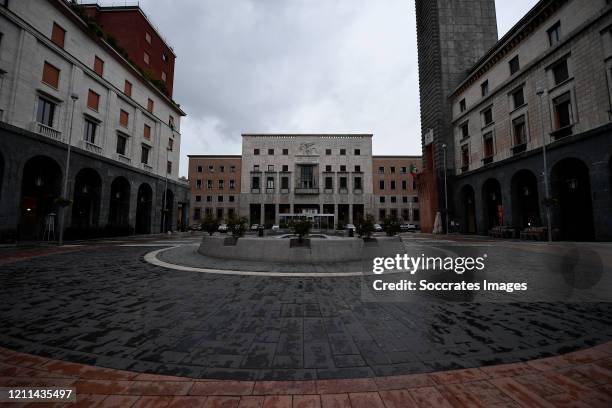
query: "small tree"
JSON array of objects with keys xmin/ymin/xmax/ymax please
[
  {"xmin": 201, "ymin": 214, "xmax": 219, "ymax": 236},
  {"xmin": 356, "ymin": 214, "xmax": 375, "ymax": 239},
  {"xmin": 289, "ymin": 218, "xmax": 312, "ymax": 243},
  {"xmin": 383, "ymin": 214, "xmax": 401, "ymax": 236},
  {"xmin": 227, "ymin": 214, "xmax": 248, "ymax": 238}
]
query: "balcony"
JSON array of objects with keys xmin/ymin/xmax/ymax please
[
  {"xmin": 295, "ymin": 180, "xmax": 318, "ymax": 195},
  {"xmin": 512, "ymin": 143, "xmax": 527, "ymax": 155},
  {"xmin": 33, "ymin": 122, "xmax": 62, "ymax": 142},
  {"xmin": 482, "ymin": 156, "xmax": 493, "ymax": 165},
  {"xmin": 117, "ymin": 154, "xmax": 131, "ymax": 164},
  {"xmin": 551, "ymin": 124, "xmax": 573, "ymax": 140},
  {"xmin": 79, "ymin": 140, "xmax": 103, "ymax": 155}
]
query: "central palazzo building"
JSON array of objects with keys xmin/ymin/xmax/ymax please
[{"xmin": 189, "ymin": 134, "xmax": 421, "ymax": 227}]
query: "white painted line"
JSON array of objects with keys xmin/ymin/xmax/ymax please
[{"xmin": 119, "ymin": 244, "xmax": 178, "ymax": 247}]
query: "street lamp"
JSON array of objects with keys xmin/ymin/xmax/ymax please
[
  {"xmin": 441, "ymin": 143, "xmax": 449, "ymax": 234},
  {"xmin": 58, "ymin": 92, "xmax": 79, "ymax": 246},
  {"xmin": 536, "ymin": 87, "xmax": 553, "ymax": 242},
  {"xmin": 161, "ymin": 146, "xmax": 171, "ymax": 233}
]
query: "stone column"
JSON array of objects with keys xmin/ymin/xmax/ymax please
[
  {"xmin": 349, "ymin": 204, "xmax": 353, "ymax": 224},
  {"xmin": 128, "ymin": 181, "xmax": 138, "ymax": 229},
  {"xmin": 98, "ymin": 179, "xmax": 112, "ymax": 227},
  {"xmin": 333, "ymin": 204, "xmax": 338, "ymax": 228},
  {"xmin": 259, "ymin": 203, "xmax": 264, "ymax": 225},
  {"xmin": 275, "ymin": 203, "xmax": 279, "ymax": 224}
]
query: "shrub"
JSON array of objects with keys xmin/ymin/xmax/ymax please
[
  {"xmin": 289, "ymin": 218, "xmax": 312, "ymax": 242},
  {"xmin": 356, "ymin": 214, "xmax": 375, "ymax": 239},
  {"xmin": 227, "ymin": 214, "xmax": 248, "ymax": 238},
  {"xmin": 201, "ymin": 214, "xmax": 219, "ymax": 236},
  {"xmin": 383, "ymin": 215, "xmax": 401, "ymax": 236}
]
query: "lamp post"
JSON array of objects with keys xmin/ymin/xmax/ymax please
[
  {"xmin": 161, "ymin": 146, "xmax": 171, "ymax": 233},
  {"xmin": 441, "ymin": 143, "xmax": 449, "ymax": 234},
  {"xmin": 58, "ymin": 93, "xmax": 79, "ymax": 246},
  {"xmin": 536, "ymin": 87, "xmax": 553, "ymax": 242}
]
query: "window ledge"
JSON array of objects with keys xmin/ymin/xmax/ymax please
[
  {"xmin": 461, "ymin": 165, "xmax": 469, "ymax": 173},
  {"xmin": 482, "ymin": 156, "xmax": 494, "ymax": 164},
  {"xmin": 548, "ymin": 76, "xmax": 574, "ymax": 93},
  {"xmin": 512, "ymin": 143, "xmax": 527, "ymax": 154},
  {"xmin": 550, "ymin": 124, "xmax": 574, "ymax": 140}
]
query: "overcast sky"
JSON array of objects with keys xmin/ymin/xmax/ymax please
[{"xmin": 98, "ymin": 0, "xmax": 538, "ymax": 177}]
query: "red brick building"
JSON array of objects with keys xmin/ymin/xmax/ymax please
[{"xmin": 82, "ymin": 4, "xmax": 176, "ymax": 97}]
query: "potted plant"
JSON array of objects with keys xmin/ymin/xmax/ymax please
[
  {"xmin": 383, "ymin": 214, "xmax": 401, "ymax": 236},
  {"xmin": 288, "ymin": 218, "xmax": 312, "ymax": 247},
  {"xmin": 225, "ymin": 214, "xmax": 247, "ymax": 245},
  {"xmin": 356, "ymin": 214, "xmax": 376, "ymax": 242},
  {"xmin": 201, "ymin": 214, "xmax": 219, "ymax": 236}
]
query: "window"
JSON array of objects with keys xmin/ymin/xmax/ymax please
[
  {"xmin": 207, "ymin": 179, "xmax": 213, "ymax": 189},
  {"xmin": 94, "ymin": 56, "xmax": 104, "ymax": 76},
  {"xmin": 379, "ymin": 180, "xmax": 385, "ymax": 190},
  {"xmin": 252, "ymin": 177, "xmax": 260, "ymax": 189},
  {"xmin": 144, "ymin": 52, "xmax": 150, "ymax": 66},
  {"xmin": 354, "ymin": 165, "xmax": 361, "ymax": 172},
  {"xmin": 264, "ymin": 164, "xmax": 273, "ymax": 172},
  {"xmin": 229, "ymin": 195, "xmax": 235, "ymax": 202},
  {"xmin": 553, "ymin": 92, "xmax": 573, "ymax": 129},
  {"xmin": 390, "ymin": 180, "xmax": 396, "ymax": 190},
  {"xmin": 267, "ymin": 177, "xmax": 274, "ymax": 189},
  {"xmin": 141, "ymin": 145, "xmax": 150, "ymax": 164},
  {"xmin": 325, "ymin": 149, "xmax": 332, "ymax": 155},
  {"xmin": 168, "ymin": 138, "xmax": 174, "ymax": 151},
  {"xmin": 459, "ymin": 98, "xmax": 466, "ymax": 112},
  {"xmin": 268, "ymin": 148, "xmax": 274, "ymax": 155},
  {"xmin": 218, "ymin": 180, "xmax": 224, "ymax": 189},
  {"xmin": 403, "ymin": 196, "xmax": 408, "ymax": 203},
  {"xmin": 378, "ymin": 166, "xmax": 384, "ymax": 174},
  {"xmin": 390, "ymin": 166, "xmax": 396, "ymax": 174},
  {"xmin": 340, "ymin": 165, "xmax": 346, "ymax": 172},
  {"xmin": 230, "ymin": 165, "xmax": 236, "ymax": 173},
  {"xmin": 197, "ymin": 166, "xmax": 203, "ymax": 173},
  {"xmin": 340, "ymin": 149, "xmax": 346, "ymax": 155},
  {"xmin": 380, "ymin": 197, "xmax": 385, "ymax": 203},
  {"xmin": 206, "ymin": 196, "xmax": 212, "ymax": 202},
  {"xmin": 413, "ymin": 209, "xmax": 420, "ymax": 221},
  {"xmin": 116, "ymin": 134, "xmax": 127, "ymax": 155},
  {"xmin": 483, "ymin": 132, "xmax": 494, "ymax": 158},
  {"xmin": 36, "ymin": 97, "xmax": 55, "ymax": 127},
  {"xmin": 552, "ymin": 60, "xmax": 569, "ymax": 85},
  {"xmin": 230, "ymin": 179, "xmax": 235, "ymax": 189},
  {"xmin": 167, "ymin": 161, "xmax": 172, "ymax": 174},
  {"xmin": 281, "ymin": 177, "xmax": 289, "ymax": 190},
  {"xmin": 481, "ymin": 80, "xmax": 489, "ymax": 97},
  {"xmin": 42, "ymin": 62, "xmax": 60, "ymax": 88},
  {"xmin": 162, "ymin": 53, "xmax": 168, "ymax": 63},
  {"xmin": 401, "ymin": 167, "xmax": 407, "ymax": 173},
  {"xmin": 161, "ymin": 72, "xmax": 167, "ymax": 82},
  {"xmin": 460, "ymin": 122, "xmax": 469, "ymax": 139},
  {"xmin": 282, "ymin": 148, "xmax": 288, "ymax": 155},
  {"xmin": 482, "ymin": 107, "xmax": 493, "ymax": 126},
  {"xmin": 143, "ymin": 124, "xmax": 151, "ymax": 140},
  {"xmin": 219, "ymin": 165, "xmax": 225, "ymax": 173},
  {"xmin": 218, "ymin": 196, "xmax": 223, "ymax": 203},
  {"xmin": 282, "ymin": 165, "xmax": 288, "ymax": 172},
  {"xmin": 194, "ymin": 208, "xmax": 201, "ymax": 220},
  {"xmin": 340, "ymin": 177, "xmax": 348, "ymax": 189},
  {"xmin": 254, "ymin": 148, "xmax": 260, "ymax": 155},
  {"xmin": 354, "ymin": 177, "xmax": 362, "ymax": 190},
  {"xmin": 548, "ymin": 21, "xmax": 561, "ymax": 47},
  {"xmin": 169, "ymin": 115, "xmax": 175, "ymax": 128},
  {"xmin": 196, "ymin": 179, "xmax": 202, "ymax": 189},
  {"xmin": 87, "ymin": 89, "xmax": 100, "ymax": 111},
  {"xmin": 509, "ymin": 55, "xmax": 520, "ymax": 75},
  {"xmin": 147, "ymin": 98, "xmax": 154, "ymax": 113},
  {"xmin": 325, "ymin": 176, "xmax": 333, "ymax": 189},
  {"xmin": 354, "ymin": 149, "xmax": 360, "ymax": 155},
  {"xmin": 402, "ymin": 180, "xmax": 407, "ymax": 190},
  {"xmin": 391, "ymin": 196, "xmax": 397, "ymax": 203},
  {"xmin": 84, "ymin": 119, "xmax": 97, "ymax": 144},
  {"xmin": 513, "ymin": 115, "xmax": 527, "ymax": 145},
  {"xmin": 119, "ymin": 110, "xmax": 129, "ymax": 127},
  {"xmin": 512, "ymin": 87, "xmax": 525, "ymax": 108},
  {"xmin": 253, "ymin": 165, "xmax": 260, "ymax": 171},
  {"xmin": 325, "ymin": 165, "xmax": 332, "ymax": 172},
  {"xmin": 461, "ymin": 144, "xmax": 470, "ymax": 168},
  {"xmin": 145, "ymin": 31, "xmax": 152, "ymax": 44},
  {"xmin": 196, "ymin": 195, "xmax": 202, "ymax": 202},
  {"xmin": 124, "ymin": 80, "xmax": 132, "ymax": 97},
  {"xmin": 208, "ymin": 165, "xmax": 214, "ymax": 172},
  {"xmin": 51, "ymin": 22, "xmax": 65, "ymax": 48}
]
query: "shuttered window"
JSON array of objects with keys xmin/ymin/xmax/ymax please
[
  {"xmin": 42, "ymin": 62, "xmax": 60, "ymax": 88},
  {"xmin": 119, "ymin": 110, "xmax": 129, "ymax": 127},
  {"xmin": 124, "ymin": 80, "xmax": 132, "ymax": 97},
  {"xmin": 87, "ymin": 89, "xmax": 100, "ymax": 111},
  {"xmin": 143, "ymin": 124, "xmax": 151, "ymax": 140},
  {"xmin": 147, "ymin": 98, "xmax": 154, "ymax": 113},
  {"xmin": 94, "ymin": 55, "xmax": 104, "ymax": 76},
  {"xmin": 51, "ymin": 22, "xmax": 65, "ymax": 48}
]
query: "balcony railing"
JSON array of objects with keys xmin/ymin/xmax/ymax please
[
  {"xmin": 34, "ymin": 122, "xmax": 62, "ymax": 142},
  {"xmin": 79, "ymin": 140, "xmax": 103, "ymax": 155},
  {"xmin": 295, "ymin": 180, "xmax": 318, "ymax": 194}
]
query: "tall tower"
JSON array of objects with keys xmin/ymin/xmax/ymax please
[{"xmin": 415, "ymin": 0, "xmax": 498, "ymax": 232}]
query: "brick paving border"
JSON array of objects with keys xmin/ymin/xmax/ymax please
[{"xmin": 0, "ymin": 342, "xmax": 611, "ymax": 407}]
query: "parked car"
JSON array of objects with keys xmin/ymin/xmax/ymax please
[
  {"xmin": 271, "ymin": 225, "xmax": 280, "ymax": 231},
  {"xmin": 218, "ymin": 224, "xmax": 228, "ymax": 233},
  {"xmin": 190, "ymin": 224, "xmax": 202, "ymax": 231},
  {"xmin": 400, "ymin": 223, "xmax": 417, "ymax": 232},
  {"xmin": 250, "ymin": 224, "xmax": 260, "ymax": 231},
  {"xmin": 345, "ymin": 224, "xmax": 356, "ymax": 232},
  {"xmin": 373, "ymin": 223, "xmax": 383, "ymax": 232}
]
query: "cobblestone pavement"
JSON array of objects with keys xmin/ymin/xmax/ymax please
[{"xmin": 0, "ymin": 234, "xmax": 611, "ymax": 383}]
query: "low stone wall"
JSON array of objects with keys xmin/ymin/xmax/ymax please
[{"xmin": 198, "ymin": 235, "xmax": 403, "ymax": 264}]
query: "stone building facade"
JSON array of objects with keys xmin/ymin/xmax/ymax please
[
  {"xmin": 415, "ymin": 0, "xmax": 499, "ymax": 232},
  {"xmin": 448, "ymin": 0, "xmax": 612, "ymax": 241},
  {"xmin": 188, "ymin": 155, "xmax": 242, "ymax": 221},
  {"xmin": 187, "ymin": 135, "xmax": 421, "ymax": 227},
  {"xmin": 0, "ymin": 0, "xmax": 189, "ymax": 240}
]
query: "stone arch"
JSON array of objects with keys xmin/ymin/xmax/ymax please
[
  {"xmin": 108, "ymin": 176, "xmax": 131, "ymax": 226},
  {"xmin": 459, "ymin": 184, "xmax": 477, "ymax": 234},
  {"xmin": 481, "ymin": 178, "xmax": 503, "ymax": 231},
  {"xmin": 71, "ymin": 168, "xmax": 103, "ymax": 229},
  {"xmin": 136, "ymin": 183, "xmax": 153, "ymax": 234},
  {"xmin": 511, "ymin": 169, "xmax": 541, "ymax": 231}
]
